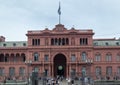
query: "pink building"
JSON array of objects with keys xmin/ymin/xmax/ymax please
[{"xmin": 0, "ymin": 24, "xmax": 120, "ymax": 80}]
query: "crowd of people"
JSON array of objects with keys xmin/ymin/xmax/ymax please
[{"xmin": 44, "ymin": 75, "xmax": 64, "ymax": 85}]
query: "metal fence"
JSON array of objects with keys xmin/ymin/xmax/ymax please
[{"xmin": 0, "ymin": 72, "xmax": 120, "ymax": 85}]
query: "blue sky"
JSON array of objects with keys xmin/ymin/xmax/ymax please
[{"xmin": 0, "ymin": 0, "xmax": 120, "ymax": 41}]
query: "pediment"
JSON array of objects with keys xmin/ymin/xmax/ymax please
[{"xmin": 53, "ymin": 24, "xmax": 67, "ymax": 32}]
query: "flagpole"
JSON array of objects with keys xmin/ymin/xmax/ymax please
[
  {"xmin": 59, "ymin": 12, "xmax": 60, "ymax": 24},
  {"xmin": 58, "ymin": 1, "xmax": 61, "ymax": 24}
]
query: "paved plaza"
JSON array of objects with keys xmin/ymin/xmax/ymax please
[
  {"xmin": 38, "ymin": 79, "xmax": 68, "ymax": 85},
  {"xmin": 38, "ymin": 79, "xmax": 84, "ymax": 85}
]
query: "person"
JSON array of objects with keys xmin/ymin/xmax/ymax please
[
  {"xmin": 3, "ymin": 78, "xmax": 6, "ymax": 85},
  {"xmin": 71, "ymin": 79, "xmax": 74, "ymax": 85},
  {"xmin": 61, "ymin": 76, "xmax": 63, "ymax": 81},
  {"xmin": 67, "ymin": 78, "xmax": 71, "ymax": 85},
  {"xmin": 56, "ymin": 79, "xmax": 59, "ymax": 85}
]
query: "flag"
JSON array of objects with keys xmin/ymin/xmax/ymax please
[{"xmin": 58, "ymin": 2, "xmax": 61, "ymax": 15}]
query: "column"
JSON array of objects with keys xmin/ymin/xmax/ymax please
[
  {"xmin": 66, "ymin": 63, "xmax": 68, "ymax": 78},
  {"xmin": 51, "ymin": 63, "xmax": 53, "ymax": 78},
  {"xmin": 76, "ymin": 62, "xmax": 77, "ymax": 76},
  {"xmin": 49, "ymin": 64, "xmax": 51, "ymax": 77}
]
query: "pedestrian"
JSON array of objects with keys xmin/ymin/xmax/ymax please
[
  {"xmin": 71, "ymin": 79, "xmax": 74, "ymax": 85},
  {"xmin": 3, "ymin": 78, "xmax": 6, "ymax": 85},
  {"xmin": 67, "ymin": 78, "xmax": 71, "ymax": 85}
]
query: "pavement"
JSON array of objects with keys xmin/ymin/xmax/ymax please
[
  {"xmin": 38, "ymin": 79, "xmax": 82, "ymax": 85},
  {"xmin": 38, "ymin": 79, "xmax": 68, "ymax": 85}
]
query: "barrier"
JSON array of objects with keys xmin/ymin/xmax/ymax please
[{"xmin": 0, "ymin": 80, "xmax": 27, "ymax": 85}]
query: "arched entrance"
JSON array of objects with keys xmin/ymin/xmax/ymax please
[{"xmin": 54, "ymin": 54, "xmax": 66, "ymax": 78}]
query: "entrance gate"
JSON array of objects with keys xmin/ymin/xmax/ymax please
[{"xmin": 54, "ymin": 54, "xmax": 66, "ymax": 78}]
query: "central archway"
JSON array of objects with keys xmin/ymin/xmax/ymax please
[{"xmin": 54, "ymin": 54, "xmax": 66, "ymax": 78}]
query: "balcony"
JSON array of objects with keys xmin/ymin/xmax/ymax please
[
  {"xmin": 78, "ymin": 59, "xmax": 93, "ymax": 65},
  {"xmin": 31, "ymin": 61, "xmax": 42, "ymax": 65},
  {"xmin": 0, "ymin": 61, "xmax": 25, "ymax": 65}
]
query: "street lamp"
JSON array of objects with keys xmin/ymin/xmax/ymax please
[
  {"xmin": 86, "ymin": 59, "xmax": 93, "ymax": 84},
  {"xmin": 70, "ymin": 70, "xmax": 73, "ymax": 79},
  {"xmin": 25, "ymin": 60, "xmax": 32, "ymax": 85},
  {"xmin": 42, "ymin": 70, "xmax": 46, "ymax": 85},
  {"xmin": 81, "ymin": 69, "xmax": 86, "ymax": 85}
]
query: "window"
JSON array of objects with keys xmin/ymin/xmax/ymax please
[
  {"xmin": 116, "ymin": 42, "xmax": 119, "ymax": 46},
  {"xmin": 5, "ymin": 56, "xmax": 8, "ymax": 62},
  {"xmin": 0, "ymin": 68, "xmax": 4, "ymax": 76},
  {"xmin": 116, "ymin": 54, "xmax": 120, "ymax": 61},
  {"xmin": 106, "ymin": 66, "xmax": 112, "ymax": 75},
  {"xmin": 0, "ymin": 54, "xmax": 4, "ymax": 62},
  {"xmin": 117, "ymin": 67, "xmax": 120, "ymax": 74},
  {"xmin": 13, "ymin": 43, "xmax": 16, "ymax": 46},
  {"xmin": 21, "ymin": 54, "xmax": 26, "ymax": 62},
  {"xmin": 23, "ymin": 43, "xmax": 26, "ymax": 46},
  {"xmin": 51, "ymin": 38, "xmax": 69, "ymax": 45},
  {"xmin": 32, "ymin": 39, "xmax": 40, "ymax": 46},
  {"xmin": 105, "ymin": 42, "xmax": 109, "ymax": 46},
  {"xmin": 3, "ymin": 43, "xmax": 6, "ymax": 47},
  {"xmin": 34, "ymin": 52, "xmax": 39, "ymax": 61},
  {"xmin": 80, "ymin": 38, "xmax": 88, "ymax": 45},
  {"xmin": 81, "ymin": 67, "xmax": 86, "ymax": 76},
  {"xmin": 95, "ymin": 67, "xmax": 101, "ymax": 76},
  {"xmin": 106, "ymin": 54, "xmax": 112, "ymax": 61},
  {"xmin": 44, "ymin": 55, "xmax": 49, "ymax": 62},
  {"xmin": 81, "ymin": 52, "xmax": 87, "ymax": 61},
  {"xmin": 9, "ymin": 67, "xmax": 15, "ymax": 76},
  {"xmin": 19, "ymin": 67, "xmax": 25, "ymax": 76},
  {"xmin": 94, "ymin": 42, "xmax": 98, "ymax": 46},
  {"xmin": 71, "ymin": 54, "xmax": 76, "ymax": 62},
  {"xmin": 34, "ymin": 67, "xmax": 39, "ymax": 72},
  {"xmin": 45, "ymin": 69, "xmax": 48, "ymax": 76},
  {"xmin": 71, "ymin": 69, "xmax": 76, "ymax": 76},
  {"xmin": 95, "ymin": 54, "xmax": 101, "ymax": 62}
]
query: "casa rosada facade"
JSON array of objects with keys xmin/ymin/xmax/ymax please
[{"xmin": 0, "ymin": 24, "xmax": 120, "ymax": 80}]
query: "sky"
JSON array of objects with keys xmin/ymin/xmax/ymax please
[{"xmin": 0, "ymin": 0, "xmax": 120, "ymax": 41}]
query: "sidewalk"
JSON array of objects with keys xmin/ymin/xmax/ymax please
[
  {"xmin": 38, "ymin": 79, "xmax": 68, "ymax": 85},
  {"xmin": 38, "ymin": 79, "xmax": 82, "ymax": 85}
]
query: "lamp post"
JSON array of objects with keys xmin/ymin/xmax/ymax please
[
  {"xmin": 86, "ymin": 59, "xmax": 92, "ymax": 85},
  {"xmin": 82, "ymin": 69, "xmax": 85, "ymax": 85},
  {"xmin": 70, "ymin": 70, "xmax": 73, "ymax": 79},
  {"xmin": 43, "ymin": 70, "xmax": 46, "ymax": 85},
  {"xmin": 25, "ymin": 60, "xmax": 32, "ymax": 85}
]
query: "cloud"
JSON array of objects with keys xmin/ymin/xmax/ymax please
[{"xmin": 0, "ymin": 0, "xmax": 120, "ymax": 41}]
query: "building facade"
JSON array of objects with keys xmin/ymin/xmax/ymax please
[{"xmin": 0, "ymin": 24, "xmax": 120, "ymax": 80}]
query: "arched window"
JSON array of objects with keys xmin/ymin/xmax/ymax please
[
  {"xmin": 117, "ymin": 67, "xmax": 120, "ymax": 74},
  {"xmin": 19, "ymin": 67, "xmax": 25, "ymax": 76},
  {"xmin": 82, "ymin": 67, "xmax": 86, "ymax": 76},
  {"xmin": 10, "ymin": 54, "xmax": 14, "ymax": 62},
  {"xmin": 95, "ymin": 53, "xmax": 101, "ymax": 62},
  {"xmin": 9, "ymin": 67, "xmax": 15, "ymax": 76},
  {"xmin": 5, "ymin": 54, "xmax": 9, "ymax": 62},
  {"xmin": 106, "ymin": 54, "xmax": 112, "ymax": 62},
  {"xmin": 95, "ymin": 67, "xmax": 101, "ymax": 76},
  {"xmin": 44, "ymin": 55, "xmax": 49, "ymax": 62},
  {"xmin": 0, "ymin": 54, "xmax": 4, "ymax": 62},
  {"xmin": 55, "ymin": 38, "xmax": 58, "ymax": 45},
  {"xmin": 66, "ymin": 38, "xmax": 69, "ymax": 45},
  {"xmin": 0, "ymin": 67, "xmax": 4, "ymax": 76},
  {"xmin": 81, "ymin": 52, "xmax": 87, "ymax": 61},
  {"xmin": 59, "ymin": 38, "xmax": 61, "ymax": 45},
  {"xmin": 71, "ymin": 54, "xmax": 76, "ymax": 62},
  {"xmin": 51, "ymin": 38, "xmax": 54, "ymax": 45},
  {"xmin": 34, "ymin": 52, "xmax": 39, "ymax": 61},
  {"xmin": 106, "ymin": 66, "xmax": 112, "ymax": 75},
  {"xmin": 62, "ymin": 38, "xmax": 65, "ymax": 45},
  {"xmin": 34, "ymin": 67, "xmax": 39, "ymax": 72},
  {"xmin": 21, "ymin": 53, "xmax": 26, "ymax": 62},
  {"xmin": 116, "ymin": 53, "xmax": 120, "ymax": 61}
]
